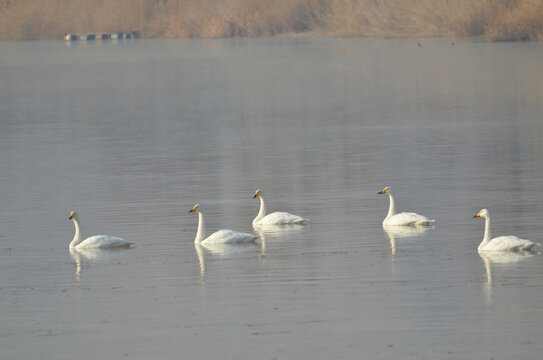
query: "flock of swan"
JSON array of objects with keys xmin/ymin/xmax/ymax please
[{"xmin": 68, "ymin": 187, "xmax": 540, "ymax": 253}]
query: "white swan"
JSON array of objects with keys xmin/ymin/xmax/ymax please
[
  {"xmin": 189, "ymin": 204, "xmax": 258, "ymax": 244},
  {"xmin": 378, "ymin": 186, "xmax": 434, "ymax": 226},
  {"xmin": 68, "ymin": 211, "xmax": 132, "ymax": 249},
  {"xmin": 474, "ymin": 209, "xmax": 539, "ymax": 251},
  {"xmin": 252, "ymin": 189, "xmax": 308, "ymax": 226}
]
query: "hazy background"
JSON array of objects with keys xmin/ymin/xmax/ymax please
[
  {"xmin": 1, "ymin": 0, "xmax": 542, "ymax": 41},
  {"xmin": 1, "ymin": 37, "xmax": 542, "ymax": 359}
]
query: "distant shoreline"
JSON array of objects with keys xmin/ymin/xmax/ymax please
[
  {"xmin": 1, "ymin": 0, "xmax": 542, "ymax": 42},
  {"xmin": 1, "ymin": 33, "xmax": 541, "ymax": 43},
  {"xmin": 2, "ymin": 33, "xmax": 541, "ymax": 43}
]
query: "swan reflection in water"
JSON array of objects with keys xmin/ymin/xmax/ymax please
[
  {"xmin": 253, "ymin": 223, "xmax": 305, "ymax": 257},
  {"xmin": 479, "ymin": 250, "xmax": 537, "ymax": 306},
  {"xmin": 69, "ymin": 247, "xmax": 130, "ymax": 285},
  {"xmin": 194, "ymin": 242, "xmax": 258, "ymax": 282},
  {"xmin": 195, "ymin": 223, "xmax": 304, "ymax": 281},
  {"xmin": 382, "ymin": 224, "xmax": 431, "ymax": 257}
]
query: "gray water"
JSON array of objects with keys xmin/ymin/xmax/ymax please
[{"xmin": 1, "ymin": 37, "xmax": 542, "ymax": 359}]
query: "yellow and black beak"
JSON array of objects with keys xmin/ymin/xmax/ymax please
[
  {"xmin": 378, "ymin": 188, "xmax": 387, "ymax": 194},
  {"xmin": 474, "ymin": 211, "xmax": 481, "ymax": 218},
  {"xmin": 68, "ymin": 214, "xmax": 73, "ymax": 220},
  {"xmin": 253, "ymin": 190, "xmax": 260, "ymax": 199}
]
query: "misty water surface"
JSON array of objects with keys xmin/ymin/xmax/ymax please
[{"xmin": 1, "ymin": 37, "xmax": 542, "ymax": 359}]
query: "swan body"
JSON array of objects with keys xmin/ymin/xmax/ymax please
[
  {"xmin": 190, "ymin": 204, "xmax": 258, "ymax": 244},
  {"xmin": 68, "ymin": 211, "xmax": 132, "ymax": 249},
  {"xmin": 378, "ymin": 187, "xmax": 434, "ymax": 226},
  {"xmin": 252, "ymin": 189, "xmax": 308, "ymax": 226},
  {"xmin": 474, "ymin": 209, "xmax": 539, "ymax": 251}
]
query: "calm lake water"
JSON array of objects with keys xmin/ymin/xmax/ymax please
[{"xmin": 1, "ymin": 37, "xmax": 542, "ymax": 359}]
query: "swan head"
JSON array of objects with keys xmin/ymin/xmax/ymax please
[
  {"xmin": 253, "ymin": 189, "xmax": 261, "ymax": 199},
  {"xmin": 68, "ymin": 211, "xmax": 79, "ymax": 221},
  {"xmin": 189, "ymin": 204, "xmax": 200, "ymax": 213},
  {"xmin": 378, "ymin": 186, "xmax": 391, "ymax": 195},
  {"xmin": 474, "ymin": 209, "xmax": 489, "ymax": 218}
]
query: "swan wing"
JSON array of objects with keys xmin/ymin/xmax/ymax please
[
  {"xmin": 76, "ymin": 235, "xmax": 132, "ymax": 249},
  {"xmin": 256, "ymin": 212, "xmax": 308, "ymax": 225},
  {"xmin": 482, "ymin": 236, "xmax": 538, "ymax": 251},
  {"xmin": 385, "ymin": 212, "xmax": 434, "ymax": 226},
  {"xmin": 202, "ymin": 229, "xmax": 258, "ymax": 244}
]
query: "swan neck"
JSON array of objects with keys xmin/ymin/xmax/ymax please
[
  {"xmin": 195, "ymin": 212, "xmax": 205, "ymax": 243},
  {"xmin": 479, "ymin": 216, "xmax": 491, "ymax": 250},
  {"xmin": 386, "ymin": 193, "xmax": 396, "ymax": 220},
  {"xmin": 253, "ymin": 196, "xmax": 267, "ymax": 224},
  {"xmin": 70, "ymin": 218, "xmax": 82, "ymax": 248}
]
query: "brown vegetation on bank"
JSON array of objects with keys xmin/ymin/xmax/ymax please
[{"xmin": 1, "ymin": 0, "xmax": 542, "ymax": 41}]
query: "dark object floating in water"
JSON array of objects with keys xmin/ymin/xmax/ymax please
[{"xmin": 64, "ymin": 32, "xmax": 140, "ymax": 41}]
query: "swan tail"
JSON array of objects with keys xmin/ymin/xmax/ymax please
[
  {"xmin": 522, "ymin": 242, "xmax": 539, "ymax": 251},
  {"xmin": 415, "ymin": 219, "xmax": 434, "ymax": 226}
]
